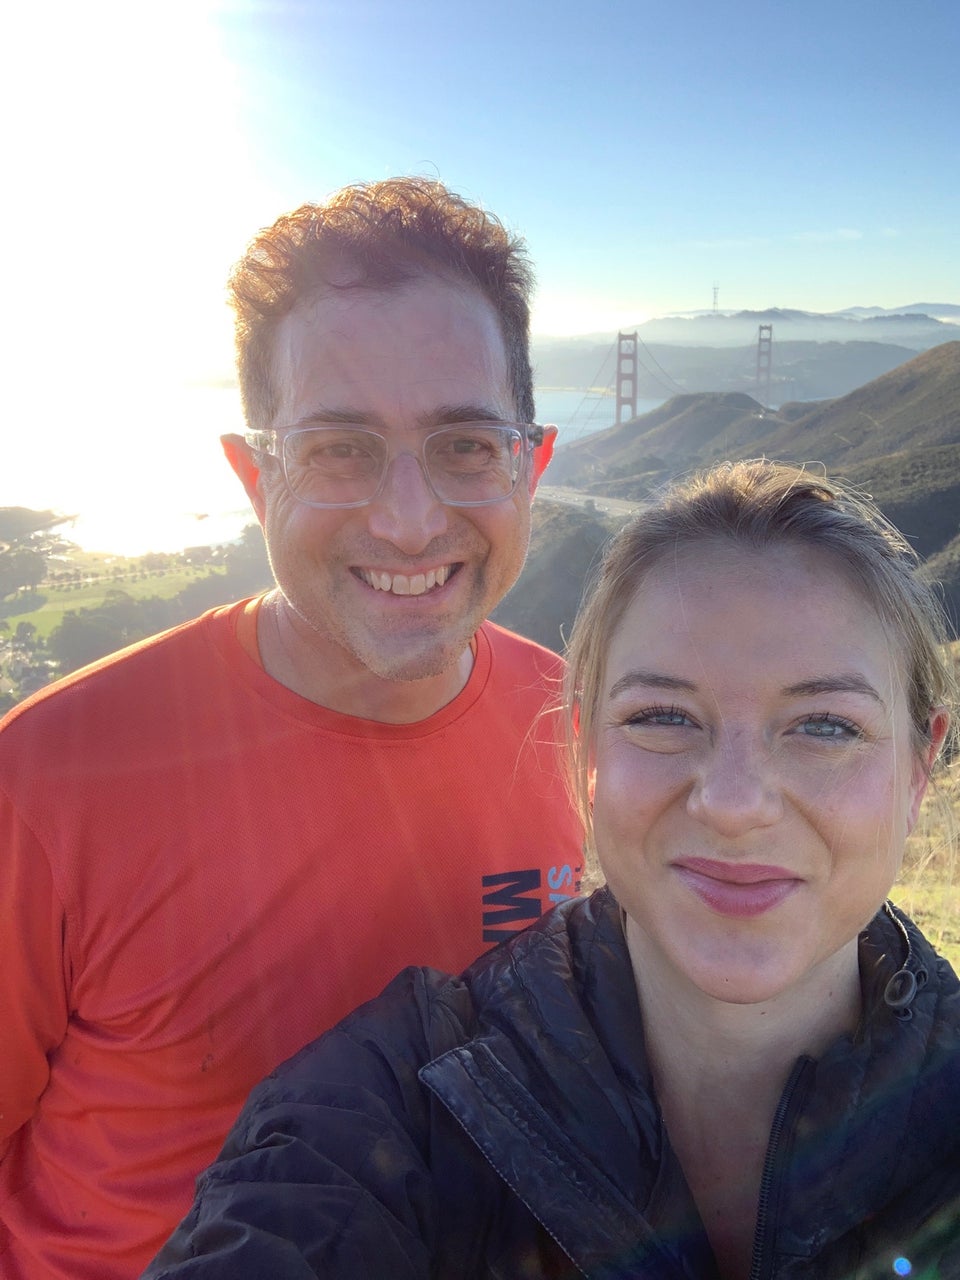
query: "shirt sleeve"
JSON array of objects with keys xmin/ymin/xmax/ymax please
[{"xmin": 0, "ymin": 787, "xmax": 70, "ymax": 1152}]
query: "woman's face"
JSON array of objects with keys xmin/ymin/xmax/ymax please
[{"xmin": 592, "ymin": 540, "xmax": 945, "ymax": 1007}]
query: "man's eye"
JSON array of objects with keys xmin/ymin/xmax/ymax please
[
  {"xmin": 294, "ymin": 433, "xmax": 381, "ymax": 468},
  {"xmin": 434, "ymin": 433, "xmax": 502, "ymax": 462},
  {"xmin": 449, "ymin": 437, "xmax": 489, "ymax": 454},
  {"xmin": 316, "ymin": 441, "xmax": 368, "ymax": 460}
]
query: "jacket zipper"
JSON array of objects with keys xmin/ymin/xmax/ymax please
[{"xmin": 748, "ymin": 1057, "xmax": 813, "ymax": 1280}]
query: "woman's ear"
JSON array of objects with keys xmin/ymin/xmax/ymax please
[{"xmin": 908, "ymin": 707, "xmax": 951, "ymax": 829}]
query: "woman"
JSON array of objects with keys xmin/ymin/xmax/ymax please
[{"xmin": 145, "ymin": 460, "xmax": 960, "ymax": 1280}]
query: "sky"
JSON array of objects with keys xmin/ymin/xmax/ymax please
[{"xmin": 3, "ymin": 0, "xmax": 959, "ymax": 545}]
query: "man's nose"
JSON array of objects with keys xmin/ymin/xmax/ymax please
[
  {"xmin": 686, "ymin": 734, "xmax": 783, "ymax": 837},
  {"xmin": 365, "ymin": 452, "xmax": 450, "ymax": 553}
]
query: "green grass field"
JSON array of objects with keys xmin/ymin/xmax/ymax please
[{"xmin": 1, "ymin": 563, "xmax": 225, "ymax": 639}]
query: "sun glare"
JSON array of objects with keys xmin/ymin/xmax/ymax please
[
  {"xmin": 4, "ymin": 1, "xmax": 275, "ymax": 536},
  {"xmin": 7, "ymin": 0, "xmax": 267, "ymax": 380},
  {"xmin": 531, "ymin": 292, "xmax": 652, "ymax": 338}
]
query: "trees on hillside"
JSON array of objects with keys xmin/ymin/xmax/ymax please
[
  {"xmin": 0, "ymin": 505, "xmax": 71, "ymax": 602},
  {"xmin": 46, "ymin": 592, "xmax": 180, "ymax": 675},
  {"xmin": 0, "ymin": 547, "xmax": 46, "ymax": 599}
]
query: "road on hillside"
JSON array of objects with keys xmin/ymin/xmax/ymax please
[{"xmin": 537, "ymin": 485, "xmax": 646, "ymax": 519}]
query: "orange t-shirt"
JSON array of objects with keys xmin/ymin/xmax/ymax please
[{"xmin": 0, "ymin": 599, "xmax": 583, "ymax": 1280}]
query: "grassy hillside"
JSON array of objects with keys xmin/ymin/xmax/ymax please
[
  {"xmin": 751, "ymin": 340, "xmax": 960, "ymax": 466},
  {"xmin": 491, "ymin": 500, "xmax": 625, "ymax": 652},
  {"xmin": 2, "ymin": 562, "xmax": 226, "ymax": 640},
  {"xmin": 548, "ymin": 392, "xmax": 767, "ymax": 494},
  {"xmin": 551, "ymin": 342, "xmax": 960, "ymax": 484},
  {"xmin": 546, "ymin": 343, "xmax": 960, "ymax": 634}
]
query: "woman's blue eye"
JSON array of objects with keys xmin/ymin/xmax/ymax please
[
  {"xmin": 628, "ymin": 705, "xmax": 692, "ymax": 727},
  {"xmin": 799, "ymin": 714, "xmax": 860, "ymax": 739}
]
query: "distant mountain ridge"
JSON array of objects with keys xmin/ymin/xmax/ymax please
[
  {"xmin": 830, "ymin": 303, "xmax": 960, "ymax": 321},
  {"xmin": 538, "ymin": 302, "xmax": 959, "ymax": 345},
  {"xmin": 631, "ymin": 307, "xmax": 955, "ymax": 349},
  {"xmin": 532, "ymin": 303, "xmax": 958, "ymax": 407}
]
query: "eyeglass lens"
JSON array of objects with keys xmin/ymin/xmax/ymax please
[{"xmin": 281, "ymin": 424, "xmax": 524, "ymax": 507}]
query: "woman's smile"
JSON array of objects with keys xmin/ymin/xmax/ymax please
[{"xmin": 671, "ymin": 858, "xmax": 802, "ymax": 918}]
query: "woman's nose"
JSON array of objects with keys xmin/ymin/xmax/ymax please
[{"xmin": 686, "ymin": 733, "xmax": 784, "ymax": 836}]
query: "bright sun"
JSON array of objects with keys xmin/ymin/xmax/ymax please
[{"xmin": 3, "ymin": 1, "xmax": 273, "ymax": 528}]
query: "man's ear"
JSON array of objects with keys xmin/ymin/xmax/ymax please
[
  {"xmin": 528, "ymin": 424, "xmax": 557, "ymax": 495},
  {"xmin": 222, "ymin": 434, "xmax": 267, "ymax": 527}
]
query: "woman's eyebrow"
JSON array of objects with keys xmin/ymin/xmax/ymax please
[
  {"xmin": 607, "ymin": 670, "xmax": 887, "ymax": 705},
  {"xmin": 608, "ymin": 670, "xmax": 698, "ymax": 699},
  {"xmin": 782, "ymin": 674, "xmax": 885, "ymax": 704}
]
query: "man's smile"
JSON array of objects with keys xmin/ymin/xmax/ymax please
[{"xmin": 354, "ymin": 563, "xmax": 458, "ymax": 596}]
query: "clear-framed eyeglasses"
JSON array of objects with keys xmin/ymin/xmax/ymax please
[{"xmin": 244, "ymin": 422, "xmax": 546, "ymax": 509}]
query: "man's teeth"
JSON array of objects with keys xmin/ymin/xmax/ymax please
[{"xmin": 361, "ymin": 565, "xmax": 452, "ymax": 596}]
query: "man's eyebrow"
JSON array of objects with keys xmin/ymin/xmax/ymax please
[
  {"xmin": 424, "ymin": 404, "xmax": 512, "ymax": 426},
  {"xmin": 284, "ymin": 404, "xmax": 511, "ymax": 430},
  {"xmin": 286, "ymin": 408, "xmax": 374, "ymax": 428},
  {"xmin": 782, "ymin": 674, "xmax": 885, "ymax": 704},
  {"xmin": 608, "ymin": 670, "xmax": 698, "ymax": 699}
]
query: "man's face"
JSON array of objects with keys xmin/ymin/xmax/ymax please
[{"xmin": 234, "ymin": 275, "xmax": 542, "ymax": 684}]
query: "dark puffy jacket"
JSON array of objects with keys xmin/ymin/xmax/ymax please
[{"xmin": 144, "ymin": 889, "xmax": 960, "ymax": 1279}]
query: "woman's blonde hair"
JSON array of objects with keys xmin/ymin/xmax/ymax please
[{"xmin": 564, "ymin": 459, "xmax": 958, "ymax": 841}]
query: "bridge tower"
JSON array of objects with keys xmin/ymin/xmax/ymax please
[
  {"xmin": 756, "ymin": 323, "xmax": 773, "ymax": 408},
  {"xmin": 615, "ymin": 331, "xmax": 638, "ymax": 424}
]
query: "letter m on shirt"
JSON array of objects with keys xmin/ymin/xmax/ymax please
[{"xmin": 482, "ymin": 869, "xmax": 542, "ymax": 943}]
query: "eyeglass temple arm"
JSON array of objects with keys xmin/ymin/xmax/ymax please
[{"xmin": 243, "ymin": 430, "xmax": 278, "ymax": 460}]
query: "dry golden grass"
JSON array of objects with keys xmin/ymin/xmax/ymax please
[
  {"xmin": 899, "ymin": 640, "xmax": 960, "ymax": 969},
  {"xmin": 894, "ymin": 760, "xmax": 960, "ymax": 969}
]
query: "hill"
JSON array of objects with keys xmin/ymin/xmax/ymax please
[
  {"xmin": 539, "ymin": 342, "xmax": 960, "ymax": 633},
  {"xmin": 550, "ymin": 342, "xmax": 960, "ymax": 485},
  {"xmin": 547, "ymin": 393, "xmax": 766, "ymax": 494},
  {"xmin": 745, "ymin": 341, "xmax": 960, "ymax": 466},
  {"xmin": 0, "ymin": 508, "xmax": 75, "ymax": 545},
  {"xmin": 491, "ymin": 501, "xmax": 624, "ymax": 652}
]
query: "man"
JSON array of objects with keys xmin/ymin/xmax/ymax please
[{"xmin": 0, "ymin": 179, "xmax": 584, "ymax": 1280}]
